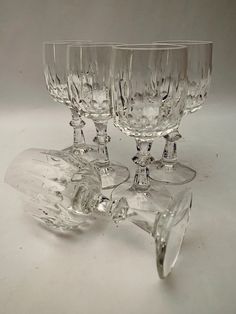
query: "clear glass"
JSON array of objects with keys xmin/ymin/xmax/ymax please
[
  {"xmin": 5, "ymin": 148, "xmax": 101, "ymax": 230},
  {"xmin": 43, "ymin": 40, "xmax": 97, "ymax": 160},
  {"xmin": 154, "ymin": 189, "xmax": 191, "ymax": 278},
  {"xmin": 111, "ymin": 43, "xmax": 188, "ymax": 212},
  {"xmin": 150, "ymin": 41, "xmax": 213, "ymax": 184},
  {"xmin": 67, "ymin": 43, "xmax": 130, "ymax": 189},
  {"xmin": 5, "ymin": 148, "xmax": 192, "ymax": 278}
]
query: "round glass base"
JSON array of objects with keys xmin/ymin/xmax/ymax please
[
  {"xmin": 63, "ymin": 144, "xmax": 98, "ymax": 162},
  {"xmin": 149, "ymin": 161, "xmax": 196, "ymax": 185},
  {"xmin": 155, "ymin": 189, "xmax": 191, "ymax": 278},
  {"xmin": 97, "ymin": 162, "xmax": 130, "ymax": 190},
  {"xmin": 111, "ymin": 179, "xmax": 172, "ymax": 213}
]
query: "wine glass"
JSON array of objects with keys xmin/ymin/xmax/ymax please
[
  {"xmin": 67, "ymin": 43, "xmax": 130, "ymax": 189},
  {"xmin": 110, "ymin": 43, "xmax": 188, "ymax": 212},
  {"xmin": 150, "ymin": 40, "xmax": 213, "ymax": 184},
  {"xmin": 5, "ymin": 148, "xmax": 192, "ymax": 278},
  {"xmin": 43, "ymin": 40, "xmax": 97, "ymax": 160}
]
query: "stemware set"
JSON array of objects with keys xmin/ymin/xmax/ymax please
[{"xmin": 5, "ymin": 40, "xmax": 213, "ymax": 279}]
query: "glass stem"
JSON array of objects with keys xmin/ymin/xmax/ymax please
[
  {"xmin": 93, "ymin": 121, "xmax": 110, "ymax": 167},
  {"xmin": 70, "ymin": 108, "xmax": 85, "ymax": 149},
  {"xmin": 132, "ymin": 139, "xmax": 154, "ymax": 190},
  {"xmin": 93, "ymin": 195, "xmax": 128, "ymax": 224},
  {"xmin": 161, "ymin": 130, "xmax": 181, "ymax": 167}
]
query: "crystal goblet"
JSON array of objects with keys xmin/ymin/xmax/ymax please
[
  {"xmin": 150, "ymin": 41, "xmax": 213, "ymax": 184},
  {"xmin": 5, "ymin": 148, "xmax": 192, "ymax": 278},
  {"xmin": 43, "ymin": 40, "xmax": 97, "ymax": 160},
  {"xmin": 67, "ymin": 43, "xmax": 130, "ymax": 189},
  {"xmin": 111, "ymin": 44, "xmax": 188, "ymax": 212}
]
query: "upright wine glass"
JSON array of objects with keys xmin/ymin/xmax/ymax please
[
  {"xmin": 43, "ymin": 40, "xmax": 96, "ymax": 160},
  {"xmin": 111, "ymin": 44, "xmax": 188, "ymax": 211},
  {"xmin": 67, "ymin": 43, "xmax": 130, "ymax": 189},
  {"xmin": 150, "ymin": 40, "xmax": 213, "ymax": 184}
]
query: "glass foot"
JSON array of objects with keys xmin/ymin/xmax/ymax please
[
  {"xmin": 111, "ymin": 179, "xmax": 173, "ymax": 213},
  {"xmin": 154, "ymin": 189, "xmax": 192, "ymax": 278},
  {"xmin": 149, "ymin": 160, "xmax": 196, "ymax": 185},
  {"xmin": 97, "ymin": 162, "xmax": 130, "ymax": 190},
  {"xmin": 63, "ymin": 144, "xmax": 98, "ymax": 162}
]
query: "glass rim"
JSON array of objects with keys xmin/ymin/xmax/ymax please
[
  {"xmin": 112, "ymin": 43, "xmax": 186, "ymax": 51},
  {"xmin": 153, "ymin": 40, "xmax": 213, "ymax": 46},
  {"xmin": 68, "ymin": 42, "xmax": 123, "ymax": 48},
  {"xmin": 43, "ymin": 40, "xmax": 92, "ymax": 46}
]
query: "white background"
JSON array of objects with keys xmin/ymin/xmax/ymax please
[{"xmin": 0, "ymin": 0, "xmax": 236, "ymax": 313}]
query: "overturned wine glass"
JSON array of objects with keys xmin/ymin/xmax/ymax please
[{"xmin": 5, "ymin": 148, "xmax": 192, "ymax": 279}]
